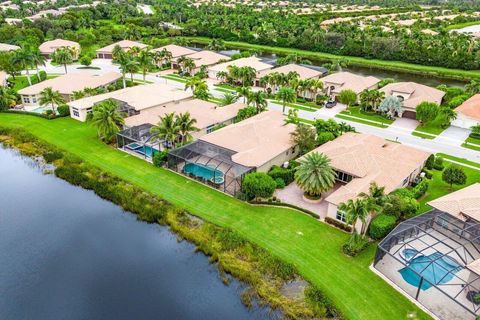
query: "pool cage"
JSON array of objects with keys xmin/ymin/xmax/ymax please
[
  {"xmin": 374, "ymin": 209, "xmax": 480, "ymax": 320},
  {"xmin": 167, "ymin": 140, "xmax": 253, "ymax": 196},
  {"xmin": 116, "ymin": 124, "xmax": 161, "ymax": 161}
]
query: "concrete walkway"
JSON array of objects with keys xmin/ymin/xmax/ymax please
[{"xmin": 391, "ymin": 118, "xmax": 419, "ymax": 133}]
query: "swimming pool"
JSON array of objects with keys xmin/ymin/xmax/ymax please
[
  {"xmin": 399, "ymin": 251, "xmax": 461, "ymax": 290},
  {"xmin": 31, "ymin": 107, "xmax": 58, "ymax": 114},
  {"xmin": 183, "ymin": 163, "xmax": 224, "ymax": 184},
  {"xmin": 125, "ymin": 143, "xmax": 159, "ymax": 158}
]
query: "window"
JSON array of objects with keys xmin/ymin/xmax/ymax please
[
  {"xmin": 336, "ymin": 171, "xmax": 353, "ymax": 183},
  {"xmin": 73, "ymin": 110, "xmax": 79, "ymax": 117},
  {"xmin": 336, "ymin": 210, "xmax": 347, "ymax": 223},
  {"xmin": 32, "ymin": 97, "xmax": 37, "ymax": 104},
  {"xmin": 23, "ymin": 97, "xmax": 30, "ymax": 104},
  {"xmin": 206, "ymin": 125, "xmax": 215, "ymax": 134}
]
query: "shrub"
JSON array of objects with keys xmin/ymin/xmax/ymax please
[
  {"xmin": 324, "ymin": 217, "xmax": 352, "ymax": 232},
  {"xmin": 152, "ymin": 150, "xmax": 168, "ymax": 167},
  {"xmin": 470, "ymin": 132, "xmax": 480, "ymax": 140},
  {"xmin": 242, "ymin": 172, "xmax": 276, "ymax": 200},
  {"xmin": 79, "ymin": 55, "xmax": 92, "ymax": 66},
  {"xmin": 416, "ymin": 102, "xmax": 439, "ymax": 124},
  {"xmin": 369, "ymin": 214, "xmax": 397, "ymax": 239},
  {"xmin": 248, "ymin": 200, "xmax": 320, "ymax": 219},
  {"xmin": 268, "ymin": 165, "xmax": 295, "ymax": 185},
  {"xmin": 425, "ymin": 154, "xmax": 435, "ymax": 170},
  {"xmin": 38, "ymin": 70, "xmax": 47, "ymax": 81},
  {"xmin": 57, "ymin": 104, "xmax": 70, "ymax": 117},
  {"xmin": 412, "ymin": 179, "xmax": 429, "ymax": 199},
  {"xmin": 43, "ymin": 150, "xmax": 63, "ymax": 163},
  {"xmin": 422, "ymin": 169, "xmax": 433, "ymax": 179},
  {"xmin": 433, "ymin": 156, "xmax": 444, "ymax": 170},
  {"xmin": 275, "ymin": 177, "xmax": 286, "ymax": 189},
  {"xmin": 342, "ymin": 233, "xmax": 370, "ymax": 256},
  {"xmin": 316, "ymin": 131, "xmax": 335, "ymax": 145},
  {"xmin": 442, "ymin": 165, "xmax": 467, "ymax": 190}
]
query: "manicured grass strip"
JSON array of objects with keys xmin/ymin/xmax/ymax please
[
  {"xmin": 418, "ymin": 160, "xmax": 480, "ymax": 213},
  {"xmin": 214, "ymin": 87, "xmax": 235, "ymax": 94},
  {"xmin": 462, "ymin": 142, "xmax": 480, "ymax": 152},
  {"xmin": 182, "ymin": 37, "xmax": 480, "ymax": 81},
  {"xmin": 411, "ymin": 130, "xmax": 436, "ymax": 139},
  {"xmin": 214, "ymin": 83, "xmax": 236, "ymax": 91},
  {"xmin": 340, "ymin": 107, "xmax": 394, "ymax": 125},
  {"xmin": 0, "ymin": 113, "xmax": 431, "ymax": 320},
  {"xmin": 160, "ymin": 75, "xmax": 187, "ymax": 83},
  {"xmin": 270, "ymin": 100, "xmax": 316, "ymax": 112},
  {"xmin": 335, "ymin": 114, "xmax": 389, "ymax": 128},
  {"xmin": 412, "ymin": 118, "xmax": 447, "ymax": 139},
  {"xmin": 437, "ymin": 153, "xmax": 480, "ymax": 169}
]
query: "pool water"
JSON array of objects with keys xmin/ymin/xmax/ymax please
[
  {"xmin": 126, "ymin": 143, "xmax": 159, "ymax": 158},
  {"xmin": 183, "ymin": 163, "xmax": 224, "ymax": 183},
  {"xmin": 399, "ymin": 251, "xmax": 461, "ymax": 290},
  {"xmin": 31, "ymin": 107, "xmax": 57, "ymax": 114}
]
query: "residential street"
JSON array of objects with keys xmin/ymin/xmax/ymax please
[{"xmin": 37, "ymin": 59, "xmax": 480, "ymax": 164}]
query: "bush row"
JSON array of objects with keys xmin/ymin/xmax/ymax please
[
  {"xmin": 369, "ymin": 215, "xmax": 397, "ymax": 240},
  {"xmin": 324, "ymin": 217, "xmax": 352, "ymax": 233}
]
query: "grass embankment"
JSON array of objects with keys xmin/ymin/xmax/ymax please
[
  {"xmin": 337, "ymin": 107, "xmax": 393, "ymax": 128},
  {"xmin": 418, "ymin": 155, "xmax": 480, "ymax": 213},
  {"xmin": 0, "ymin": 113, "xmax": 431, "ymax": 320},
  {"xmin": 182, "ymin": 37, "xmax": 480, "ymax": 81}
]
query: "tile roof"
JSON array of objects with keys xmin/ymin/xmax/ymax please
[
  {"xmin": 0, "ymin": 43, "xmax": 20, "ymax": 52},
  {"xmin": 208, "ymin": 56, "xmax": 274, "ymax": 73},
  {"xmin": 39, "ymin": 39, "xmax": 80, "ymax": 54},
  {"xmin": 257, "ymin": 63, "xmax": 323, "ymax": 80},
  {"xmin": 381, "ymin": 82, "xmax": 445, "ymax": 111},
  {"xmin": 151, "ymin": 44, "xmax": 196, "ymax": 58},
  {"xmin": 455, "ymin": 94, "xmax": 480, "ymax": 121},
  {"xmin": 428, "ymin": 183, "xmax": 480, "ymax": 222},
  {"xmin": 96, "ymin": 40, "xmax": 147, "ymax": 53},
  {"xmin": 320, "ymin": 71, "xmax": 380, "ymax": 94}
]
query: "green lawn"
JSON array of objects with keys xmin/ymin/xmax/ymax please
[
  {"xmin": 418, "ymin": 155, "xmax": 480, "ymax": 213},
  {"xmin": 338, "ymin": 107, "xmax": 393, "ymax": 128},
  {"xmin": 160, "ymin": 74, "xmax": 187, "ymax": 84},
  {"xmin": 335, "ymin": 114, "xmax": 389, "ymax": 128},
  {"xmin": 446, "ymin": 20, "xmax": 480, "ymax": 31},
  {"xmin": 0, "ymin": 113, "xmax": 431, "ymax": 320},
  {"xmin": 462, "ymin": 136, "xmax": 480, "ymax": 152},
  {"xmin": 412, "ymin": 119, "xmax": 447, "ymax": 139},
  {"xmin": 10, "ymin": 74, "xmax": 58, "ymax": 91},
  {"xmin": 182, "ymin": 37, "xmax": 480, "ymax": 81},
  {"xmin": 270, "ymin": 99, "xmax": 317, "ymax": 112}
]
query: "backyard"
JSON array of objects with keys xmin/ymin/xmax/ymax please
[{"xmin": 0, "ymin": 113, "xmax": 431, "ymax": 320}]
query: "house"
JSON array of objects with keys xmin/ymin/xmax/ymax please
[
  {"xmin": 168, "ymin": 110, "xmax": 298, "ymax": 195},
  {"xmin": 381, "ymin": 82, "xmax": 445, "ymax": 119},
  {"xmin": 320, "ymin": 71, "xmax": 380, "ymax": 100},
  {"xmin": 207, "ymin": 56, "xmax": 274, "ymax": 79},
  {"xmin": 0, "ymin": 43, "xmax": 20, "ymax": 52},
  {"xmin": 181, "ymin": 50, "xmax": 229, "ymax": 74},
  {"xmin": 453, "ymin": 94, "xmax": 480, "ymax": 129},
  {"xmin": 19, "ymin": 72, "xmax": 121, "ymax": 110},
  {"xmin": 374, "ymin": 183, "xmax": 480, "ymax": 320},
  {"xmin": 96, "ymin": 40, "xmax": 148, "ymax": 59},
  {"xmin": 151, "ymin": 44, "xmax": 197, "ymax": 66},
  {"xmin": 69, "ymin": 83, "xmax": 193, "ymax": 122},
  {"xmin": 255, "ymin": 63, "xmax": 328, "ymax": 96},
  {"xmin": 302, "ymin": 132, "xmax": 430, "ymax": 232},
  {"xmin": 39, "ymin": 39, "xmax": 81, "ymax": 59}
]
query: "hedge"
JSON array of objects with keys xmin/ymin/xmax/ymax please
[
  {"xmin": 324, "ymin": 217, "xmax": 352, "ymax": 233},
  {"xmin": 249, "ymin": 200, "xmax": 320, "ymax": 219},
  {"xmin": 412, "ymin": 180, "xmax": 429, "ymax": 199},
  {"xmin": 369, "ymin": 215, "xmax": 397, "ymax": 240},
  {"xmin": 268, "ymin": 165, "xmax": 295, "ymax": 185}
]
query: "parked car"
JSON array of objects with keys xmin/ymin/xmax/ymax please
[{"xmin": 325, "ymin": 100, "xmax": 337, "ymax": 108}]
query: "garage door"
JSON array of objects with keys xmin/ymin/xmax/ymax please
[{"xmin": 402, "ymin": 111, "xmax": 416, "ymax": 119}]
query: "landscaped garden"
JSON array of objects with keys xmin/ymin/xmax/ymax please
[
  {"xmin": 337, "ymin": 106, "xmax": 394, "ymax": 128},
  {"xmin": 0, "ymin": 113, "xmax": 432, "ymax": 320}
]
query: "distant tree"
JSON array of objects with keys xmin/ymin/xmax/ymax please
[
  {"xmin": 442, "ymin": 165, "xmax": 467, "ymax": 191},
  {"xmin": 337, "ymin": 89, "xmax": 357, "ymax": 110},
  {"xmin": 290, "ymin": 124, "xmax": 316, "ymax": 155},
  {"xmin": 12, "ymin": 48, "xmax": 34, "ymax": 85},
  {"xmin": 206, "ymin": 38, "xmax": 226, "ymax": 51},
  {"xmin": 285, "ymin": 108, "xmax": 299, "ymax": 125},
  {"xmin": 439, "ymin": 106, "xmax": 457, "ymax": 127},
  {"xmin": 416, "ymin": 101, "xmax": 439, "ymax": 124},
  {"xmin": 136, "ymin": 49, "xmax": 153, "ymax": 82},
  {"xmin": 52, "ymin": 47, "xmax": 73, "ymax": 74},
  {"xmin": 295, "ymin": 152, "xmax": 336, "ymax": 197},
  {"xmin": 39, "ymin": 87, "xmax": 65, "ymax": 112}
]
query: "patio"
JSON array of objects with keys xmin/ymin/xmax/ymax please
[{"xmin": 275, "ymin": 182, "xmax": 344, "ymax": 219}]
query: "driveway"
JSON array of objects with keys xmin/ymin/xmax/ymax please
[
  {"xmin": 391, "ymin": 117, "xmax": 419, "ymax": 133},
  {"xmin": 435, "ymin": 126, "xmax": 471, "ymax": 146}
]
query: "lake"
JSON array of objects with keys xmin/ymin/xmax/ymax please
[{"xmin": 0, "ymin": 146, "xmax": 272, "ymax": 320}]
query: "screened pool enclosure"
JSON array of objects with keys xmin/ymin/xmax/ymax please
[
  {"xmin": 116, "ymin": 124, "xmax": 161, "ymax": 161},
  {"xmin": 374, "ymin": 209, "xmax": 480, "ymax": 320},
  {"xmin": 167, "ymin": 140, "xmax": 253, "ymax": 195}
]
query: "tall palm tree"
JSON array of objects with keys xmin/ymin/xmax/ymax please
[
  {"xmin": 90, "ymin": 99, "xmax": 125, "ymax": 142},
  {"xmin": 216, "ymin": 70, "xmax": 228, "ymax": 83},
  {"xmin": 31, "ymin": 50, "xmax": 46, "ymax": 82},
  {"xmin": 236, "ymin": 86, "xmax": 252, "ymax": 103},
  {"xmin": 12, "ymin": 48, "xmax": 34, "ymax": 85},
  {"xmin": 39, "ymin": 87, "xmax": 65, "ymax": 112},
  {"xmin": 117, "ymin": 53, "xmax": 132, "ymax": 88},
  {"xmin": 294, "ymin": 152, "xmax": 336, "ymax": 197},
  {"xmin": 338, "ymin": 199, "xmax": 370, "ymax": 235},
  {"xmin": 276, "ymin": 86, "xmax": 296, "ymax": 113},
  {"xmin": 150, "ymin": 112, "xmax": 180, "ymax": 148},
  {"xmin": 218, "ymin": 92, "xmax": 238, "ymax": 106},
  {"xmin": 72, "ymin": 90, "xmax": 86, "ymax": 100},
  {"xmin": 53, "ymin": 47, "xmax": 73, "ymax": 74},
  {"xmin": 125, "ymin": 59, "xmax": 139, "ymax": 82},
  {"xmin": 136, "ymin": 50, "xmax": 153, "ymax": 82},
  {"xmin": 0, "ymin": 87, "xmax": 16, "ymax": 110},
  {"xmin": 247, "ymin": 90, "xmax": 267, "ymax": 114},
  {"xmin": 175, "ymin": 112, "xmax": 199, "ymax": 144}
]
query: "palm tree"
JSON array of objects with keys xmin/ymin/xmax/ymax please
[
  {"xmin": 90, "ymin": 99, "xmax": 125, "ymax": 142},
  {"xmin": 53, "ymin": 47, "xmax": 73, "ymax": 74},
  {"xmin": 0, "ymin": 87, "xmax": 16, "ymax": 110},
  {"xmin": 125, "ymin": 59, "xmax": 139, "ymax": 82},
  {"xmin": 117, "ymin": 54, "xmax": 131, "ymax": 89},
  {"xmin": 112, "ymin": 45, "xmax": 124, "ymax": 61},
  {"xmin": 175, "ymin": 112, "xmax": 199, "ymax": 144},
  {"xmin": 216, "ymin": 70, "xmax": 228, "ymax": 83},
  {"xmin": 218, "ymin": 92, "xmax": 238, "ymax": 106},
  {"xmin": 136, "ymin": 50, "xmax": 153, "ymax": 82},
  {"xmin": 247, "ymin": 90, "xmax": 267, "ymax": 114},
  {"xmin": 38, "ymin": 87, "xmax": 65, "ymax": 112},
  {"xmin": 12, "ymin": 48, "xmax": 33, "ymax": 85},
  {"xmin": 31, "ymin": 50, "xmax": 46, "ymax": 82},
  {"xmin": 338, "ymin": 199, "xmax": 370, "ymax": 235},
  {"xmin": 276, "ymin": 86, "xmax": 296, "ymax": 113},
  {"xmin": 72, "ymin": 90, "xmax": 86, "ymax": 100},
  {"xmin": 178, "ymin": 57, "xmax": 195, "ymax": 74},
  {"xmin": 150, "ymin": 112, "xmax": 180, "ymax": 148},
  {"xmin": 294, "ymin": 152, "xmax": 336, "ymax": 197},
  {"xmin": 439, "ymin": 106, "xmax": 457, "ymax": 127},
  {"xmin": 236, "ymin": 86, "xmax": 252, "ymax": 103}
]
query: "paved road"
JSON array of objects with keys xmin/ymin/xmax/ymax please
[{"xmin": 36, "ymin": 60, "xmax": 480, "ymax": 164}]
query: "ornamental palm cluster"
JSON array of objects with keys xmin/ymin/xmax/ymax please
[
  {"xmin": 294, "ymin": 152, "xmax": 336, "ymax": 197},
  {"xmin": 150, "ymin": 112, "xmax": 199, "ymax": 148},
  {"xmin": 90, "ymin": 99, "xmax": 125, "ymax": 142}
]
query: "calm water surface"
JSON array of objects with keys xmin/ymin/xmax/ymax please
[{"xmin": 0, "ymin": 146, "xmax": 271, "ymax": 320}]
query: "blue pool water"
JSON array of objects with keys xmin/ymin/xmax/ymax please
[
  {"xmin": 399, "ymin": 251, "xmax": 461, "ymax": 290},
  {"xmin": 183, "ymin": 163, "xmax": 224, "ymax": 183},
  {"xmin": 31, "ymin": 107, "xmax": 58, "ymax": 114},
  {"xmin": 126, "ymin": 143, "xmax": 158, "ymax": 158}
]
